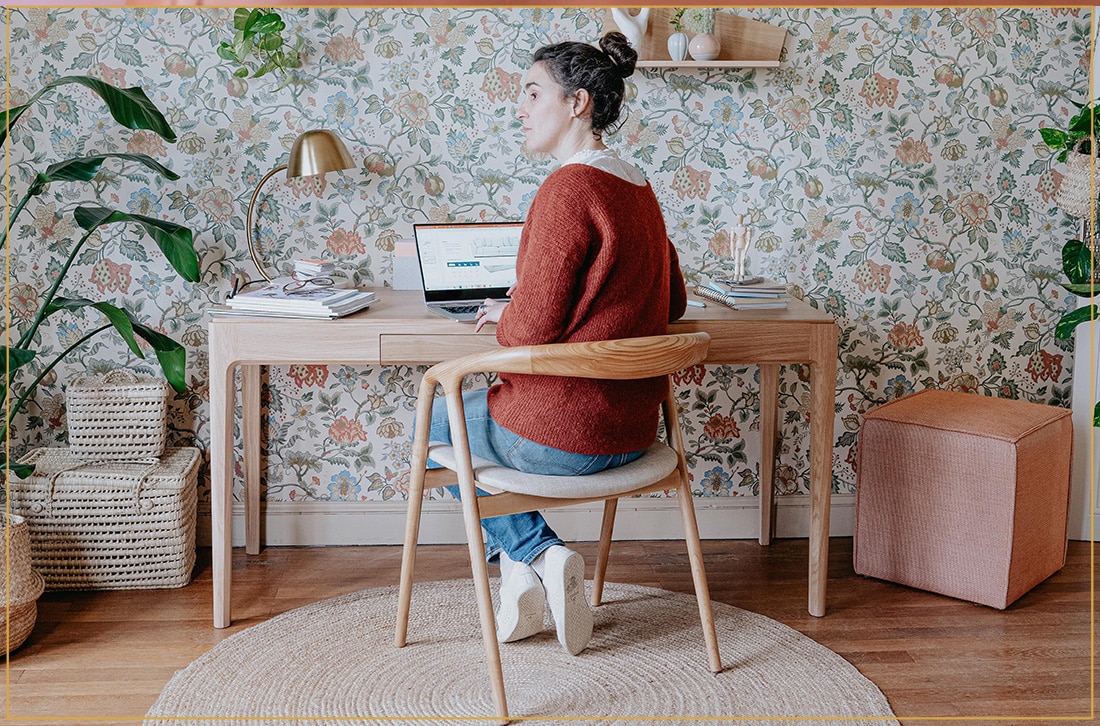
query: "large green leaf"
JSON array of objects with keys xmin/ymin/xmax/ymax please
[
  {"xmin": 74, "ymin": 206, "xmax": 199, "ymax": 283},
  {"xmin": 45, "ymin": 76, "xmax": 176, "ymax": 142},
  {"xmin": 40, "ymin": 298, "xmax": 187, "ymax": 393},
  {"xmin": 234, "ymin": 7, "xmax": 261, "ymax": 32},
  {"xmin": 0, "ymin": 103, "xmax": 32, "ymax": 148},
  {"xmin": 1, "ymin": 76, "xmax": 175, "ymax": 147},
  {"xmin": 132, "ymin": 322, "xmax": 187, "ymax": 393},
  {"xmin": 251, "ymin": 11, "xmax": 286, "ymax": 35},
  {"xmin": 1, "ymin": 345, "xmax": 36, "ymax": 378},
  {"xmin": 1094, "ymin": 400, "xmax": 1099, "ymax": 428},
  {"xmin": 1062, "ymin": 239, "xmax": 1096, "ymax": 285},
  {"xmin": 43, "ymin": 297, "xmax": 143, "ymax": 357},
  {"xmin": 43, "ymin": 153, "xmax": 179, "ymax": 184},
  {"xmin": 1040, "ymin": 127, "xmax": 1068, "ymax": 150},
  {"xmin": 1060, "ymin": 281, "xmax": 1100, "ymax": 298},
  {"xmin": 1054, "ymin": 305, "xmax": 1098, "ymax": 339}
]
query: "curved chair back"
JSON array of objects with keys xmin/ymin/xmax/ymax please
[{"xmin": 423, "ymin": 331, "xmax": 710, "ymax": 393}]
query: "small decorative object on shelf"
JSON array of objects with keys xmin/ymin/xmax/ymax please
[
  {"xmin": 610, "ymin": 8, "xmax": 650, "ymax": 57},
  {"xmin": 601, "ymin": 8, "xmax": 784, "ymax": 67},
  {"xmin": 667, "ymin": 8, "xmax": 688, "ymax": 61},
  {"xmin": 689, "ymin": 33, "xmax": 721, "ymax": 61},
  {"xmin": 686, "ymin": 8, "xmax": 720, "ymax": 61},
  {"xmin": 730, "ymin": 214, "xmax": 752, "ymax": 280}
]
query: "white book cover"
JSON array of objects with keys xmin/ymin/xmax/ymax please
[{"xmin": 228, "ymin": 278, "xmax": 360, "ymax": 311}]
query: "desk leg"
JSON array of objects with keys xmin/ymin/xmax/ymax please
[
  {"xmin": 808, "ymin": 326, "xmax": 839, "ymax": 617},
  {"xmin": 210, "ymin": 348, "xmax": 235, "ymax": 629},
  {"xmin": 242, "ymin": 365, "xmax": 261, "ymax": 555},
  {"xmin": 758, "ymin": 364, "xmax": 780, "ymax": 545}
]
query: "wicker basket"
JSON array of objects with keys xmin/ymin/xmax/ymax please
[
  {"xmin": 66, "ymin": 369, "xmax": 168, "ymax": 461},
  {"xmin": 1056, "ymin": 141, "xmax": 1098, "ymax": 219},
  {"xmin": 2, "ymin": 513, "xmax": 46, "ymax": 654},
  {"xmin": 11, "ymin": 447, "xmax": 199, "ymax": 591}
]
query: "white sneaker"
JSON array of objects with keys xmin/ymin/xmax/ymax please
[
  {"xmin": 540, "ymin": 546, "xmax": 593, "ymax": 655},
  {"xmin": 496, "ymin": 557, "xmax": 546, "ymax": 643}
]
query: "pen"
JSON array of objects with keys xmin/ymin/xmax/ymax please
[{"xmin": 686, "ymin": 299, "xmax": 706, "ymax": 308}]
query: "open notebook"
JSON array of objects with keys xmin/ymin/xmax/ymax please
[{"xmin": 413, "ymin": 222, "xmax": 521, "ymax": 321}]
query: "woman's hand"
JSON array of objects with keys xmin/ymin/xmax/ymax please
[{"xmin": 474, "ymin": 297, "xmax": 508, "ymax": 332}]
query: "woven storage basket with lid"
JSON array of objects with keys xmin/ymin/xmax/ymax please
[
  {"xmin": 66, "ymin": 369, "xmax": 168, "ymax": 461},
  {"xmin": 1, "ymin": 513, "xmax": 46, "ymax": 654},
  {"xmin": 11, "ymin": 447, "xmax": 199, "ymax": 591}
]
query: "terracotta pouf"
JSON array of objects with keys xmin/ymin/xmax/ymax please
[{"xmin": 853, "ymin": 389, "xmax": 1072, "ymax": 609}]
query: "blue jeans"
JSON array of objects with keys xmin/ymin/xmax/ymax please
[{"xmin": 427, "ymin": 388, "xmax": 644, "ymax": 565}]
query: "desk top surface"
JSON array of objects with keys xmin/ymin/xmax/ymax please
[{"xmin": 209, "ymin": 288, "xmax": 835, "ymax": 329}]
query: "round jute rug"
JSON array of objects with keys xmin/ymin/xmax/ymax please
[{"xmin": 146, "ymin": 580, "xmax": 898, "ymax": 725}]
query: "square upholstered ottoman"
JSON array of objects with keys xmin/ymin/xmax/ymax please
[{"xmin": 853, "ymin": 389, "xmax": 1072, "ymax": 609}]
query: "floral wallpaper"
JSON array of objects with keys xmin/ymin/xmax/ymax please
[{"xmin": 3, "ymin": 7, "xmax": 1089, "ymax": 507}]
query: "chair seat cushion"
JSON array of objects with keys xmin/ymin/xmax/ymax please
[{"xmin": 427, "ymin": 442, "xmax": 679, "ymax": 498}]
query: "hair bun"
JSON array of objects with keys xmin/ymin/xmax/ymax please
[{"xmin": 600, "ymin": 31, "xmax": 637, "ymax": 78}]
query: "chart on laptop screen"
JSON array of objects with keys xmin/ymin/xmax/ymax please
[{"xmin": 415, "ymin": 223, "xmax": 521, "ymax": 292}]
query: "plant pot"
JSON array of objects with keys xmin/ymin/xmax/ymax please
[
  {"xmin": 688, "ymin": 32, "xmax": 721, "ymax": 61},
  {"xmin": 1056, "ymin": 144, "xmax": 1098, "ymax": 219},
  {"xmin": 1, "ymin": 512, "xmax": 45, "ymax": 654},
  {"xmin": 667, "ymin": 32, "xmax": 688, "ymax": 62}
]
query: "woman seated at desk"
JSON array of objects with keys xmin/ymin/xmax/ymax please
[{"xmin": 426, "ymin": 31, "xmax": 687, "ymax": 656}]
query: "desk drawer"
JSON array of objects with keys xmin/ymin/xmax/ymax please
[{"xmin": 379, "ymin": 334, "xmax": 501, "ymax": 364}]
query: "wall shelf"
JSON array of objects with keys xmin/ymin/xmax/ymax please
[
  {"xmin": 636, "ymin": 59, "xmax": 780, "ymax": 69},
  {"xmin": 602, "ymin": 8, "xmax": 786, "ymax": 68}
]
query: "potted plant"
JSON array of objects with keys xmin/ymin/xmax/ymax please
[
  {"xmin": 667, "ymin": 9, "xmax": 689, "ymax": 62},
  {"xmin": 2, "ymin": 76, "xmax": 200, "ymax": 478},
  {"xmin": 216, "ymin": 8, "xmax": 304, "ymax": 86},
  {"xmin": 1040, "ymin": 100, "xmax": 1099, "ymax": 426},
  {"xmin": 686, "ymin": 8, "xmax": 720, "ymax": 61}
]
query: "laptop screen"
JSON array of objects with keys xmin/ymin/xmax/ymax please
[{"xmin": 413, "ymin": 222, "xmax": 522, "ymax": 302}]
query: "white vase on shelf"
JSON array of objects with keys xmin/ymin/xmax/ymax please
[{"xmin": 667, "ymin": 31, "xmax": 688, "ymax": 62}]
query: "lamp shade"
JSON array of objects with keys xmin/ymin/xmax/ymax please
[{"xmin": 287, "ymin": 129, "xmax": 354, "ymax": 179}]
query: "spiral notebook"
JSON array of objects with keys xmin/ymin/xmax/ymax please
[{"xmin": 692, "ymin": 284, "xmax": 789, "ymax": 310}]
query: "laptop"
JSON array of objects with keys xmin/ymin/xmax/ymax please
[{"xmin": 413, "ymin": 221, "xmax": 522, "ymax": 321}]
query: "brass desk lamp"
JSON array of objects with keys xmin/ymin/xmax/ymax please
[{"xmin": 246, "ymin": 129, "xmax": 355, "ymax": 281}]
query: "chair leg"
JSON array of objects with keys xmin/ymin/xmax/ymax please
[
  {"xmin": 591, "ymin": 498, "xmax": 618, "ymax": 606},
  {"xmin": 677, "ymin": 483, "xmax": 723, "ymax": 674},
  {"xmin": 462, "ymin": 498, "xmax": 511, "ymax": 725},
  {"xmin": 394, "ymin": 464, "xmax": 426, "ymax": 648}
]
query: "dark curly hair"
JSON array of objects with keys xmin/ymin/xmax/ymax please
[{"xmin": 531, "ymin": 32, "xmax": 637, "ymax": 137}]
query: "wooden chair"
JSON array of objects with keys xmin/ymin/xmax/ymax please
[{"xmin": 393, "ymin": 332, "xmax": 722, "ymax": 724}]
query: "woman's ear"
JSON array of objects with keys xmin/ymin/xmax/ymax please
[{"xmin": 572, "ymin": 88, "xmax": 593, "ymax": 119}]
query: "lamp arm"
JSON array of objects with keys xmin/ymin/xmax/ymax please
[{"xmin": 246, "ymin": 163, "xmax": 288, "ymax": 281}]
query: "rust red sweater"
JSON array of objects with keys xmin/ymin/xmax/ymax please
[{"xmin": 487, "ymin": 164, "xmax": 688, "ymax": 455}]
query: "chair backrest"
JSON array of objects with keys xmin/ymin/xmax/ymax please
[{"xmin": 424, "ymin": 332, "xmax": 711, "ymax": 391}]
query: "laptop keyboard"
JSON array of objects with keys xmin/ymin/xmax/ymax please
[{"xmin": 441, "ymin": 304, "xmax": 480, "ymax": 314}]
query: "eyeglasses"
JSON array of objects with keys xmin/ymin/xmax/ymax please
[
  {"xmin": 227, "ymin": 272, "xmax": 336, "ymax": 299},
  {"xmin": 282, "ymin": 275, "xmax": 335, "ymax": 295}
]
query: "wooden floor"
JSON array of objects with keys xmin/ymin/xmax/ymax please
[{"xmin": 7, "ymin": 538, "xmax": 1094, "ymax": 725}]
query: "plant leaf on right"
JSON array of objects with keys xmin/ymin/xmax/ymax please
[{"xmin": 1041, "ymin": 100, "xmax": 1099, "ymax": 427}]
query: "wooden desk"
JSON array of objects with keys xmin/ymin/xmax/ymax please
[{"xmin": 208, "ymin": 290, "xmax": 838, "ymax": 627}]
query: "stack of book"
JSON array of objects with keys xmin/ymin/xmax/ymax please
[
  {"xmin": 293, "ymin": 258, "xmax": 336, "ymax": 278},
  {"xmin": 220, "ymin": 277, "xmax": 376, "ymax": 319},
  {"xmin": 693, "ymin": 278, "xmax": 790, "ymax": 310}
]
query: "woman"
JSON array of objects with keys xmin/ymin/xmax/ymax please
[{"xmin": 427, "ymin": 32, "xmax": 687, "ymax": 656}]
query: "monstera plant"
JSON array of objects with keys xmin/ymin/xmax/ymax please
[{"xmin": 2, "ymin": 76, "xmax": 200, "ymax": 478}]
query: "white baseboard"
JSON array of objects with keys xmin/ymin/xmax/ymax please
[{"xmin": 196, "ymin": 494, "xmax": 856, "ymax": 547}]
